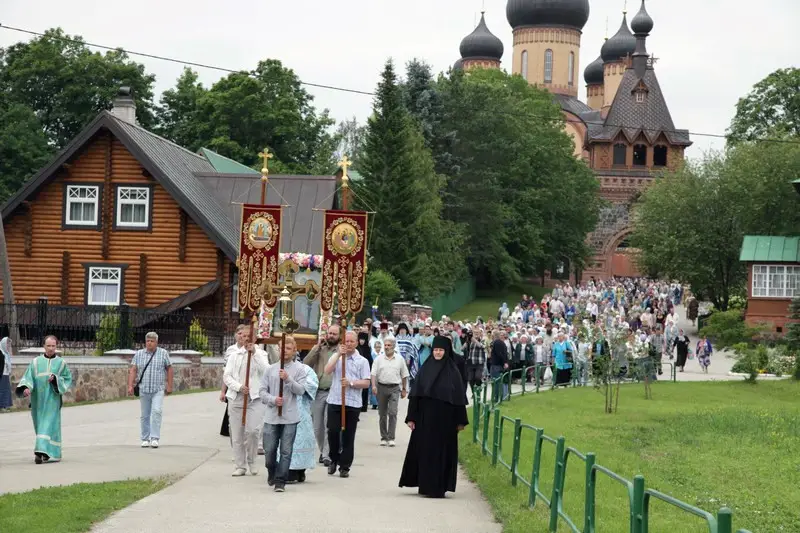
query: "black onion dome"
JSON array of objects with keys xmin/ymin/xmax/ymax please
[
  {"xmin": 459, "ymin": 13, "xmax": 504, "ymax": 60},
  {"xmin": 584, "ymin": 55, "xmax": 604, "ymax": 84},
  {"xmin": 506, "ymin": 0, "xmax": 590, "ymax": 30},
  {"xmin": 630, "ymin": 0, "xmax": 654, "ymax": 34},
  {"xmin": 601, "ymin": 13, "xmax": 636, "ymax": 62},
  {"xmin": 453, "ymin": 58, "xmax": 465, "ymax": 71}
]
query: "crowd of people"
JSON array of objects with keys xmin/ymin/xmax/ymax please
[{"xmin": 2, "ymin": 276, "xmax": 714, "ymax": 499}]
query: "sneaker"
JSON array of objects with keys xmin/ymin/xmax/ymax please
[
  {"xmin": 274, "ymin": 485, "xmax": 285, "ymax": 493},
  {"xmin": 267, "ymin": 475, "xmax": 275, "ymax": 486},
  {"xmin": 388, "ymin": 440, "xmax": 396, "ymax": 447},
  {"xmin": 150, "ymin": 439, "xmax": 159, "ymax": 448},
  {"xmin": 380, "ymin": 440, "xmax": 388, "ymax": 447},
  {"xmin": 339, "ymin": 468, "xmax": 350, "ymax": 478},
  {"xmin": 318, "ymin": 454, "xmax": 324, "ymax": 464},
  {"xmin": 248, "ymin": 465, "xmax": 258, "ymax": 476},
  {"xmin": 141, "ymin": 440, "xmax": 150, "ymax": 448},
  {"xmin": 231, "ymin": 468, "xmax": 247, "ymax": 477}
]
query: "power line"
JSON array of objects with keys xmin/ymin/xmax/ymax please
[{"xmin": 1, "ymin": 23, "xmax": 797, "ymax": 145}]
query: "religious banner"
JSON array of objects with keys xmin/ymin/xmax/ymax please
[
  {"xmin": 320, "ymin": 210, "xmax": 368, "ymax": 315},
  {"xmin": 237, "ymin": 204, "xmax": 282, "ymax": 314}
]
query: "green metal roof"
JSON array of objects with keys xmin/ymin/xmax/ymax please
[
  {"xmin": 739, "ymin": 235, "xmax": 800, "ymax": 263},
  {"xmin": 198, "ymin": 148, "xmax": 259, "ymax": 175}
]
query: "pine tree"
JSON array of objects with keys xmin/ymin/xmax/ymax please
[{"xmin": 355, "ymin": 60, "xmax": 465, "ymax": 299}]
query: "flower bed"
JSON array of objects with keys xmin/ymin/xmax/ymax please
[{"xmin": 279, "ymin": 252, "xmax": 323, "ymax": 271}]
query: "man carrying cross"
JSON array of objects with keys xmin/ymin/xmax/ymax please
[{"xmin": 323, "ymin": 330, "xmax": 370, "ymax": 478}]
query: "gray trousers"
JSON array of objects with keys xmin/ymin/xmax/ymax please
[
  {"xmin": 377, "ymin": 383, "xmax": 401, "ymax": 441},
  {"xmin": 312, "ymin": 388, "xmax": 330, "ymax": 460},
  {"xmin": 227, "ymin": 393, "xmax": 266, "ymax": 472}
]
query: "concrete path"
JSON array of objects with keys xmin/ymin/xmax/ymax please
[{"xmin": 0, "ymin": 392, "xmax": 501, "ymax": 533}]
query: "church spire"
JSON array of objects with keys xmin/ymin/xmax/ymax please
[{"xmin": 631, "ymin": 0, "xmax": 654, "ymax": 78}]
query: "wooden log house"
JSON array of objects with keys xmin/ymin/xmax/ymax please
[{"xmin": 0, "ymin": 89, "xmax": 335, "ymax": 349}]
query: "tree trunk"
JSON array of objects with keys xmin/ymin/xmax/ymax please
[{"xmin": 0, "ymin": 218, "xmax": 20, "ymax": 346}]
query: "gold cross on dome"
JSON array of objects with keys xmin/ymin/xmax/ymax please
[{"xmin": 259, "ymin": 148, "xmax": 274, "ymax": 178}]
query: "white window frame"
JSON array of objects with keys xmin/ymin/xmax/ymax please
[
  {"xmin": 88, "ymin": 267, "xmax": 122, "ymax": 306},
  {"xmin": 521, "ymin": 50, "xmax": 528, "ymax": 81},
  {"xmin": 752, "ymin": 264, "xmax": 800, "ymax": 298},
  {"xmin": 116, "ymin": 186, "xmax": 150, "ymax": 228},
  {"xmin": 231, "ymin": 272, "xmax": 240, "ymax": 313},
  {"xmin": 65, "ymin": 185, "xmax": 99, "ymax": 226},
  {"xmin": 636, "ymin": 92, "xmax": 646, "ymax": 103},
  {"xmin": 544, "ymin": 49, "xmax": 553, "ymax": 83}
]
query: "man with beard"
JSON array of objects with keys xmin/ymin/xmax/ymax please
[{"xmin": 303, "ymin": 325, "xmax": 340, "ymax": 467}]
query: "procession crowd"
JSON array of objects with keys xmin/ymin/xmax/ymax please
[{"xmin": 2, "ymin": 276, "xmax": 715, "ymax": 499}]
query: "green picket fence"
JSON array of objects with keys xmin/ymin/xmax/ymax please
[{"xmin": 469, "ymin": 383, "xmax": 753, "ymax": 533}]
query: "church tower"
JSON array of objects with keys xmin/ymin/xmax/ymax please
[
  {"xmin": 507, "ymin": 0, "xmax": 590, "ymax": 97},
  {"xmin": 455, "ymin": 12, "xmax": 504, "ymax": 71}
]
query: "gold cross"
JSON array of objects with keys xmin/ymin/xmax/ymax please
[
  {"xmin": 259, "ymin": 148, "xmax": 273, "ymax": 179},
  {"xmin": 257, "ymin": 261, "xmax": 320, "ymax": 331},
  {"xmin": 338, "ymin": 155, "xmax": 353, "ymax": 179}
]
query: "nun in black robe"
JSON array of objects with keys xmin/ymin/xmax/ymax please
[{"xmin": 399, "ymin": 335, "xmax": 469, "ymax": 498}]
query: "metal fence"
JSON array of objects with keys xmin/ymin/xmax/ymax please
[
  {"xmin": 469, "ymin": 376, "xmax": 754, "ymax": 533},
  {"xmin": 429, "ymin": 278, "xmax": 476, "ymax": 319},
  {"xmin": 0, "ymin": 299, "xmax": 237, "ymax": 355}
]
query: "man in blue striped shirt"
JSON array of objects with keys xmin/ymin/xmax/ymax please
[{"xmin": 324, "ymin": 330, "xmax": 371, "ymax": 478}]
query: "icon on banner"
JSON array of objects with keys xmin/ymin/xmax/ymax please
[
  {"xmin": 248, "ymin": 217, "xmax": 275, "ymax": 249},
  {"xmin": 331, "ymin": 222, "xmax": 358, "ymax": 255}
]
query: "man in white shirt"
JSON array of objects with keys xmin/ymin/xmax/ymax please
[
  {"xmin": 370, "ymin": 338, "xmax": 409, "ymax": 447},
  {"xmin": 223, "ymin": 324, "xmax": 270, "ymax": 477}
]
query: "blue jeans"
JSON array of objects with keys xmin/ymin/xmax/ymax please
[
  {"xmin": 139, "ymin": 390, "xmax": 164, "ymax": 441},
  {"xmin": 263, "ymin": 423, "xmax": 298, "ymax": 486},
  {"xmin": 490, "ymin": 365, "xmax": 509, "ymax": 401}
]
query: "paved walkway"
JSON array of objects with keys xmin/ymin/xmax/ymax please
[{"xmin": 0, "ymin": 392, "xmax": 500, "ymax": 533}]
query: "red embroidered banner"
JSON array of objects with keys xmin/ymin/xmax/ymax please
[
  {"xmin": 320, "ymin": 210, "xmax": 368, "ymax": 315},
  {"xmin": 237, "ymin": 204, "xmax": 282, "ymax": 314}
]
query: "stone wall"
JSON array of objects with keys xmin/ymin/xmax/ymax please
[{"xmin": 8, "ymin": 349, "xmax": 224, "ymax": 409}]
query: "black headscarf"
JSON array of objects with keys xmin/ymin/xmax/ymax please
[
  {"xmin": 357, "ymin": 331, "xmax": 372, "ymax": 364},
  {"xmin": 411, "ymin": 335, "xmax": 467, "ymax": 406}
]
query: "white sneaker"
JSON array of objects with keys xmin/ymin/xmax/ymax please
[
  {"xmin": 388, "ymin": 440, "xmax": 396, "ymax": 447},
  {"xmin": 150, "ymin": 439, "xmax": 159, "ymax": 448},
  {"xmin": 380, "ymin": 440, "xmax": 388, "ymax": 446},
  {"xmin": 141, "ymin": 440, "xmax": 150, "ymax": 448},
  {"xmin": 248, "ymin": 465, "xmax": 258, "ymax": 476},
  {"xmin": 232, "ymin": 468, "xmax": 247, "ymax": 477}
]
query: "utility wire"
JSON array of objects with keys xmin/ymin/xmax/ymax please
[{"xmin": 1, "ymin": 23, "xmax": 797, "ymax": 145}]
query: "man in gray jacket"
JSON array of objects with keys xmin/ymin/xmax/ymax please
[{"xmin": 260, "ymin": 336, "xmax": 309, "ymax": 492}]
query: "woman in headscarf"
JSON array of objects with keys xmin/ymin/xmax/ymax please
[
  {"xmin": 399, "ymin": 335, "xmax": 468, "ymax": 498},
  {"xmin": 0, "ymin": 337, "xmax": 13, "ymax": 410},
  {"xmin": 357, "ymin": 331, "xmax": 374, "ymax": 412},
  {"xmin": 673, "ymin": 328, "xmax": 691, "ymax": 372}
]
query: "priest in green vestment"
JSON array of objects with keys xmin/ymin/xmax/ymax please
[{"xmin": 16, "ymin": 335, "xmax": 73, "ymax": 463}]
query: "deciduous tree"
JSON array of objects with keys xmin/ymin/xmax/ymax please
[{"xmin": 728, "ymin": 67, "xmax": 800, "ymax": 142}]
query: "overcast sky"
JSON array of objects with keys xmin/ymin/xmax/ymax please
[{"xmin": 1, "ymin": 0, "xmax": 798, "ymax": 158}]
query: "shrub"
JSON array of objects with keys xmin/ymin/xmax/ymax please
[
  {"xmin": 699, "ymin": 309, "xmax": 762, "ymax": 349},
  {"xmin": 95, "ymin": 308, "xmax": 120, "ymax": 355},
  {"xmin": 364, "ymin": 268, "xmax": 401, "ymax": 319},
  {"xmin": 187, "ymin": 318, "xmax": 212, "ymax": 356}
]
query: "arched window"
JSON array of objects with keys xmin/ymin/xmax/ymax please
[
  {"xmin": 568, "ymin": 52, "xmax": 575, "ymax": 86},
  {"xmin": 521, "ymin": 50, "xmax": 529, "ymax": 81},
  {"xmin": 613, "ymin": 143, "xmax": 627, "ymax": 166},
  {"xmin": 654, "ymin": 145, "xmax": 668, "ymax": 167},
  {"xmin": 544, "ymin": 49, "xmax": 553, "ymax": 83},
  {"xmin": 633, "ymin": 144, "xmax": 648, "ymax": 166}
]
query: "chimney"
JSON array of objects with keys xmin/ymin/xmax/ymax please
[{"xmin": 110, "ymin": 86, "xmax": 137, "ymax": 124}]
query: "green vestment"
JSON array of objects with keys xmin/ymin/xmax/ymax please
[{"xmin": 16, "ymin": 355, "xmax": 73, "ymax": 460}]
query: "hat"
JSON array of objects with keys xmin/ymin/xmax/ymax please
[{"xmin": 432, "ymin": 335, "xmax": 452, "ymax": 353}]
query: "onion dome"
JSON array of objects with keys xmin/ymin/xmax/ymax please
[
  {"xmin": 506, "ymin": 0, "xmax": 590, "ymax": 31},
  {"xmin": 601, "ymin": 13, "xmax": 636, "ymax": 62},
  {"xmin": 453, "ymin": 58, "xmax": 465, "ymax": 71},
  {"xmin": 584, "ymin": 55, "xmax": 604, "ymax": 84},
  {"xmin": 459, "ymin": 12, "xmax": 504, "ymax": 61},
  {"xmin": 630, "ymin": 0, "xmax": 654, "ymax": 34}
]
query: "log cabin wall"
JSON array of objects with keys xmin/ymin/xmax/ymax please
[{"xmin": 0, "ymin": 131, "xmax": 222, "ymax": 307}]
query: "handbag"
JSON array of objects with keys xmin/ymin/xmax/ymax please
[{"xmin": 133, "ymin": 351, "xmax": 156, "ymax": 397}]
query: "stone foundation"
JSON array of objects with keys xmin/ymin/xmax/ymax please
[{"xmin": 8, "ymin": 350, "xmax": 224, "ymax": 410}]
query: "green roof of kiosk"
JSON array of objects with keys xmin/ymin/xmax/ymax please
[
  {"xmin": 199, "ymin": 148, "xmax": 260, "ymax": 175},
  {"xmin": 739, "ymin": 235, "xmax": 800, "ymax": 263}
]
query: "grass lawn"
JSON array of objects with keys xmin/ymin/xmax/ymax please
[
  {"xmin": 459, "ymin": 380, "xmax": 800, "ymax": 533},
  {"xmin": 0, "ymin": 478, "xmax": 170, "ymax": 533},
  {"xmin": 451, "ymin": 281, "xmax": 550, "ymax": 322}
]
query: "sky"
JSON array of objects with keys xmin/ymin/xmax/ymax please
[{"xmin": 1, "ymin": 0, "xmax": 798, "ymax": 158}]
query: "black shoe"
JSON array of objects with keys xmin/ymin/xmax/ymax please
[
  {"xmin": 298, "ymin": 471, "xmax": 306, "ymax": 483},
  {"xmin": 327, "ymin": 462, "xmax": 338, "ymax": 475},
  {"xmin": 318, "ymin": 454, "xmax": 324, "ymax": 464},
  {"xmin": 274, "ymin": 484, "xmax": 285, "ymax": 493},
  {"xmin": 371, "ymin": 405, "xmax": 377, "ymax": 410},
  {"xmin": 339, "ymin": 468, "xmax": 350, "ymax": 478},
  {"xmin": 34, "ymin": 453, "xmax": 42, "ymax": 465},
  {"xmin": 323, "ymin": 458, "xmax": 332, "ymax": 467},
  {"xmin": 267, "ymin": 469, "xmax": 275, "ymax": 486}
]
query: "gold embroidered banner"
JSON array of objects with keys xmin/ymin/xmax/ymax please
[
  {"xmin": 237, "ymin": 204, "xmax": 282, "ymax": 314},
  {"xmin": 320, "ymin": 210, "xmax": 368, "ymax": 315}
]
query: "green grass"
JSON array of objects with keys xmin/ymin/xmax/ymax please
[
  {"xmin": 0, "ymin": 478, "xmax": 171, "ymax": 533},
  {"xmin": 460, "ymin": 380, "xmax": 800, "ymax": 533},
  {"xmin": 451, "ymin": 281, "xmax": 550, "ymax": 322}
]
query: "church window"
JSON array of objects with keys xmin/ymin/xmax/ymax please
[
  {"xmin": 612, "ymin": 65, "xmax": 617, "ymax": 74},
  {"xmin": 87, "ymin": 266, "xmax": 122, "ymax": 306},
  {"xmin": 521, "ymin": 50, "xmax": 528, "ymax": 80},
  {"xmin": 613, "ymin": 143, "xmax": 627, "ymax": 166},
  {"xmin": 568, "ymin": 52, "xmax": 575, "ymax": 85},
  {"xmin": 633, "ymin": 144, "xmax": 648, "ymax": 166},
  {"xmin": 544, "ymin": 49, "xmax": 553, "ymax": 83},
  {"xmin": 654, "ymin": 145, "xmax": 668, "ymax": 167},
  {"xmin": 115, "ymin": 185, "xmax": 151, "ymax": 229},
  {"xmin": 64, "ymin": 184, "xmax": 100, "ymax": 227},
  {"xmin": 636, "ymin": 92, "xmax": 645, "ymax": 103}
]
